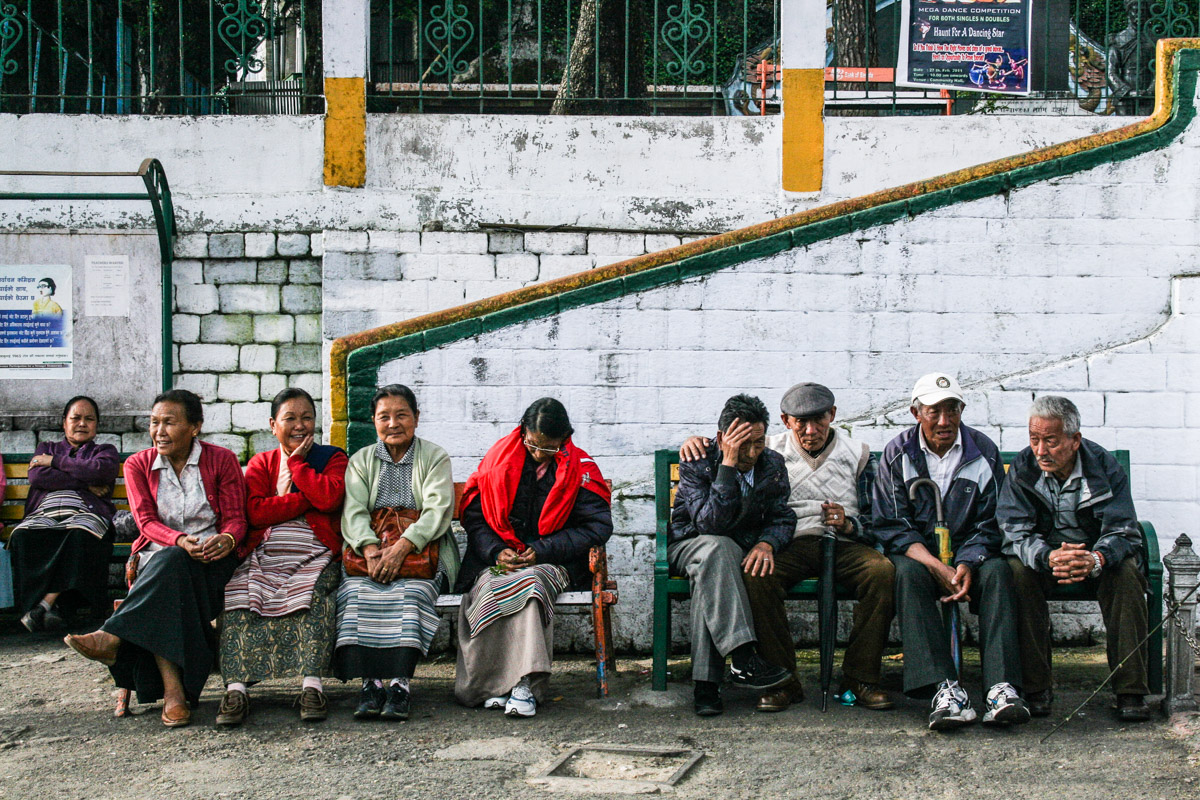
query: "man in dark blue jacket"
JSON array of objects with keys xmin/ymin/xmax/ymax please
[
  {"xmin": 669, "ymin": 394, "xmax": 795, "ymax": 716},
  {"xmin": 873, "ymin": 373, "xmax": 1028, "ymax": 730},
  {"xmin": 1000, "ymin": 395, "xmax": 1149, "ymax": 721}
]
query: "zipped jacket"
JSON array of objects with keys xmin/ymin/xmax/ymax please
[
  {"xmin": 999, "ymin": 438, "xmax": 1142, "ymax": 572},
  {"xmin": 669, "ymin": 440, "xmax": 796, "ymax": 554},
  {"xmin": 871, "ymin": 424, "xmax": 1005, "ymax": 567}
]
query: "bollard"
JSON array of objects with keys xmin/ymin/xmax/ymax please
[{"xmin": 1163, "ymin": 534, "xmax": 1200, "ymax": 714}]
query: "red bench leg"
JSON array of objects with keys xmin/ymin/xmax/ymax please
[{"xmin": 589, "ymin": 546, "xmax": 619, "ymax": 698}]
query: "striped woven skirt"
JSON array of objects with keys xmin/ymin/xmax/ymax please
[
  {"xmin": 334, "ymin": 571, "xmax": 441, "ymax": 656},
  {"xmin": 10, "ymin": 491, "xmax": 109, "ymax": 540},
  {"xmin": 223, "ymin": 519, "xmax": 332, "ymax": 617},
  {"xmin": 464, "ymin": 563, "xmax": 569, "ymax": 638}
]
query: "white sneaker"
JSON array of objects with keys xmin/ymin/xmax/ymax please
[
  {"xmin": 983, "ymin": 682, "xmax": 1031, "ymax": 726},
  {"xmin": 483, "ymin": 695, "xmax": 508, "ymax": 710},
  {"xmin": 928, "ymin": 680, "xmax": 977, "ymax": 730},
  {"xmin": 505, "ymin": 678, "xmax": 536, "ymax": 718}
]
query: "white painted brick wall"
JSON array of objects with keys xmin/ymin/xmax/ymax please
[{"xmin": 364, "ymin": 180, "xmax": 1200, "ymax": 652}]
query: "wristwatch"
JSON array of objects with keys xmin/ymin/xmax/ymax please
[{"xmin": 1089, "ymin": 551, "xmax": 1103, "ymax": 579}]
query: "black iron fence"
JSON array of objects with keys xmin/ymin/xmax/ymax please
[{"xmin": 0, "ymin": 0, "xmax": 322, "ymax": 114}]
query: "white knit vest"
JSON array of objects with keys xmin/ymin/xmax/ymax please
[{"xmin": 766, "ymin": 428, "xmax": 869, "ymax": 538}]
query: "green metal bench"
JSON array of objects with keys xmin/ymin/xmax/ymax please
[{"xmin": 652, "ymin": 447, "xmax": 1164, "ymax": 694}]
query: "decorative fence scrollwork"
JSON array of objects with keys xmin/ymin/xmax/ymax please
[{"xmin": 218, "ymin": 0, "xmax": 271, "ymax": 78}]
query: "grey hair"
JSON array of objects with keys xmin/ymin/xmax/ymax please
[
  {"xmin": 911, "ymin": 399, "xmax": 965, "ymax": 413},
  {"xmin": 1029, "ymin": 395, "xmax": 1081, "ymax": 436}
]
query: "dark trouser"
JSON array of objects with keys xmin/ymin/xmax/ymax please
[
  {"xmin": 667, "ymin": 535, "xmax": 757, "ymax": 684},
  {"xmin": 891, "ymin": 555, "xmax": 1022, "ymax": 697},
  {"xmin": 1007, "ymin": 556, "xmax": 1149, "ymax": 696},
  {"xmin": 744, "ymin": 537, "xmax": 895, "ymax": 684}
]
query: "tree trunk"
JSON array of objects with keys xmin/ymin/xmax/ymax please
[
  {"xmin": 832, "ymin": 0, "xmax": 876, "ymax": 94},
  {"xmin": 550, "ymin": 0, "xmax": 648, "ymax": 114},
  {"xmin": 301, "ymin": 2, "xmax": 323, "ymax": 113}
]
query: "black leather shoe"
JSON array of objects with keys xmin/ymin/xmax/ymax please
[
  {"xmin": 380, "ymin": 684, "xmax": 411, "ymax": 721},
  {"xmin": 694, "ymin": 681, "xmax": 724, "ymax": 717},
  {"xmin": 1026, "ymin": 688, "xmax": 1053, "ymax": 717},
  {"xmin": 354, "ymin": 683, "xmax": 386, "ymax": 719},
  {"xmin": 1116, "ymin": 694, "xmax": 1151, "ymax": 722}
]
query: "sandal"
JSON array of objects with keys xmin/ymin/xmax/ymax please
[{"xmin": 161, "ymin": 702, "xmax": 191, "ymax": 728}]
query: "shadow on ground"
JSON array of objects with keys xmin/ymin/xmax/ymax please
[{"xmin": 0, "ymin": 624, "xmax": 1197, "ymax": 800}]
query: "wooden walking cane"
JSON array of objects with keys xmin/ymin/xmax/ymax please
[{"xmin": 908, "ymin": 478, "xmax": 962, "ymax": 676}]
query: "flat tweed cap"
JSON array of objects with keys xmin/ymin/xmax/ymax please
[{"xmin": 780, "ymin": 383, "xmax": 836, "ymax": 417}]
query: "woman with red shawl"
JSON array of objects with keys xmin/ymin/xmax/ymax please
[{"xmin": 454, "ymin": 398, "xmax": 612, "ymax": 717}]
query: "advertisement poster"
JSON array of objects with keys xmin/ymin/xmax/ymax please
[
  {"xmin": 0, "ymin": 264, "xmax": 73, "ymax": 379},
  {"xmin": 897, "ymin": 0, "xmax": 1033, "ymax": 95}
]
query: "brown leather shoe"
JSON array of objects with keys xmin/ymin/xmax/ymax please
[
  {"xmin": 161, "ymin": 702, "xmax": 192, "ymax": 728},
  {"xmin": 216, "ymin": 690, "xmax": 249, "ymax": 727},
  {"xmin": 839, "ymin": 678, "xmax": 895, "ymax": 710},
  {"xmin": 757, "ymin": 678, "xmax": 805, "ymax": 712},
  {"xmin": 63, "ymin": 632, "xmax": 119, "ymax": 666},
  {"xmin": 1116, "ymin": 694, "xmax": 1151, "ymax": 722},
  {"xmin": 298, "ymin": 688, "xmax": 328, "ymax": 722}
]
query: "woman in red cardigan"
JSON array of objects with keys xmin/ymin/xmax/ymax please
[
  {"xmin": 64, "ymin": 389, "xmax": 247, "ymax": 728},
  {"xmin": 214, "ymin": 387, "xmax": 347, "ymax": 727}
]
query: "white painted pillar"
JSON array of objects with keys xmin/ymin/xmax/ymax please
[{"xmin": 780, "ymin": 0, "xmax": 827, "ymax": 192}]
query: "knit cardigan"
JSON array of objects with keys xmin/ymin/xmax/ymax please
[
  {"xmin": 340, "ymin": 436, "xmax": 461, "ymax": 586},
  {"xmin": 240, "ymin": 444, "xmax": 348, "ymax": 559},
  {"xmin": 123, "ymin": 441, "xmax": 248, "ymax": 555}
]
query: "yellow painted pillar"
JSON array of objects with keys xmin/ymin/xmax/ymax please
[
  {"xmin": 781, "ymin": 0, "xmax": 825, "ymax": 192},
  {"xmin": 322, "ymin": 0, "xmax": 368, "ymax": 187}
]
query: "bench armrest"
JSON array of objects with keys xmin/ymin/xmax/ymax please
[{"xmin": 1140, "ymin": 521, "xmax": 1162, "ymax": 581}]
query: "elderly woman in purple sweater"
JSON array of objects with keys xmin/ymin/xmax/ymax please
[{"xmin": 8, "ymin": 396, "xmax": 119, "ymax": 631}]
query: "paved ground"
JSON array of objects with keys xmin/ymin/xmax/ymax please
[{"xmin": 1, "ymin": 622, "xmax": 1198, "ymax": 799}]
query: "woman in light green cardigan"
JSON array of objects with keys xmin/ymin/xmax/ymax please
[{"xmin": 334, "ymin": 384, "xmax": 460, "ymax": 721}]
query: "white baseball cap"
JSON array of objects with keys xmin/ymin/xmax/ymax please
[{"xmin": 911, "ymin": 372, "xmax": 965, "ymax": 407}]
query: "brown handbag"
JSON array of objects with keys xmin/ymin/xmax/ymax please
[{"xmin": 342, "ymin": 507, "xmax": 439, "ymax": 580}]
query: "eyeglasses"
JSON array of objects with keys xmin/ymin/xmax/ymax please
[{"xmin": 523, "ymin": 438, "xmax": 563, "ymax": 455}]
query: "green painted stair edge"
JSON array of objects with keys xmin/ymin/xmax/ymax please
[{"xmin": 342, "ymin": 49, "xmax": 1200, "ymax": 454}]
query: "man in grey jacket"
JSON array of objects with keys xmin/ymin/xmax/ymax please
[{"xmin": 999, "ymin": 395, "xmax": 1150, "ymax": 721}]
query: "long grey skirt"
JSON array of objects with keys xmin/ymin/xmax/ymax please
[{"xmin": 454, "ymin": 572, "xmax": 557, "ymax": 707}]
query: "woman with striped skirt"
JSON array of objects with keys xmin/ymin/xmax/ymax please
[
  {"xmin": 215, "ymin": 388, "xmax": 348, "ymax": 727},
  {"xmin": 454, "ymin": 398, "xmax": 613, "ymax": 717},
  {"xmin": 335, "ymin": 384, "xmax": 460, "ymax": 721},
  {"xmin": 9, "ymin": 395, "xmax": 118, "ymax": 630}
]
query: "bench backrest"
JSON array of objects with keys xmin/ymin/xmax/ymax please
[{"xmin": 654, "ymin": 446, "xmax": 1133, "ymax": 563}]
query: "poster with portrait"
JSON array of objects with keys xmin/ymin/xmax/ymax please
[
  {"xmin": 897, "ymin": 0, "xmax": 1033, "ymax": 95},
  {"xmin": 0, "ymin": 264, "xmax": 73, "ymax": 379}
]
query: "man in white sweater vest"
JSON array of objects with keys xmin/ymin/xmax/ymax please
[{"xmin": 681, "ymin": 383, "xmax": 895, "ymax": 712}]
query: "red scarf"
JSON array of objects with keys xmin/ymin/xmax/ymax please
[{"xmin": 459, "ymin": 427, "xmax": 610, "ymax": 552}]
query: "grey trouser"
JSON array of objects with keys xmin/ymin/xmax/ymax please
[
  {"xmin": 891, "ymin": 554, "xmax": 1022, "ymax": 698},
  {"xmin": 668, "ymin": 535, "xmax": 757, "ymax": 684}
]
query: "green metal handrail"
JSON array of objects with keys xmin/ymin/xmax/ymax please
[{"xmin": 0, "ymin": 158, "xmax": 176, "ymax": 392}]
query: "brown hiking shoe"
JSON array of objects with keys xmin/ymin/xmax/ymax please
[
  {"xmin": 757, "ymin": 678, "xmax": 805, "ymax": 712},
  {"xmin": 298, "ymin": 687, "xmax": 328, "ymax": 722},
  {"xmin": 216, "ymin": 690, "xmax": 249, "ymax": 727},
  {"xmin": 839, "ymin": 678, "xmax": 894, "ymax": 710}
]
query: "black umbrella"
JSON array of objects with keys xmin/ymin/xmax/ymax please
[
  {"xmin": 818, "ymin": 514, "xmax": 838, "ymax": 712},
  {"xmin": 908, "ymin": 477, "xmax": 961, "ymax": 676}
]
